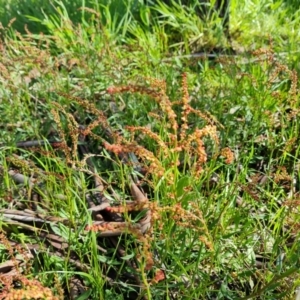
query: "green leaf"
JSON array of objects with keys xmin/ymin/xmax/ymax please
[
  {"xmin": 75, "ymin": 289, "xmax": 92, "ymax": 300},
  {"xmin": 120, "ymin": 252, "xmax": 135, "ymax": 260},
  {"xmin": 176, "ymin": 176, "xmax": 191, "ymax": 198},
  {"xmin": 140, "ymin": 6, "xmax": 150, "ymax": 27}
]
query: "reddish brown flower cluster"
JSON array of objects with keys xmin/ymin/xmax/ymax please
[
  {"xmin": 220, "ymin": 147, "xmax": 234, "ymax": 164},
  {"xmin": 0, "ymin": 277, "xmax": 60, "ymax": 300},
  {"xmin": 0, "ymin": 233, "xmax": 61, "ymax": 300}
]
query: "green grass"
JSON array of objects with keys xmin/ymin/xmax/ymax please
[{"xmin": 0, "ymin": 0, "xmax": 300, "ymax": 299}]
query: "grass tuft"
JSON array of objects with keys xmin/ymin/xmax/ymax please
[{"xmin": 0, "ymin": 0, "xmax": 300, "ymax": 299}]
